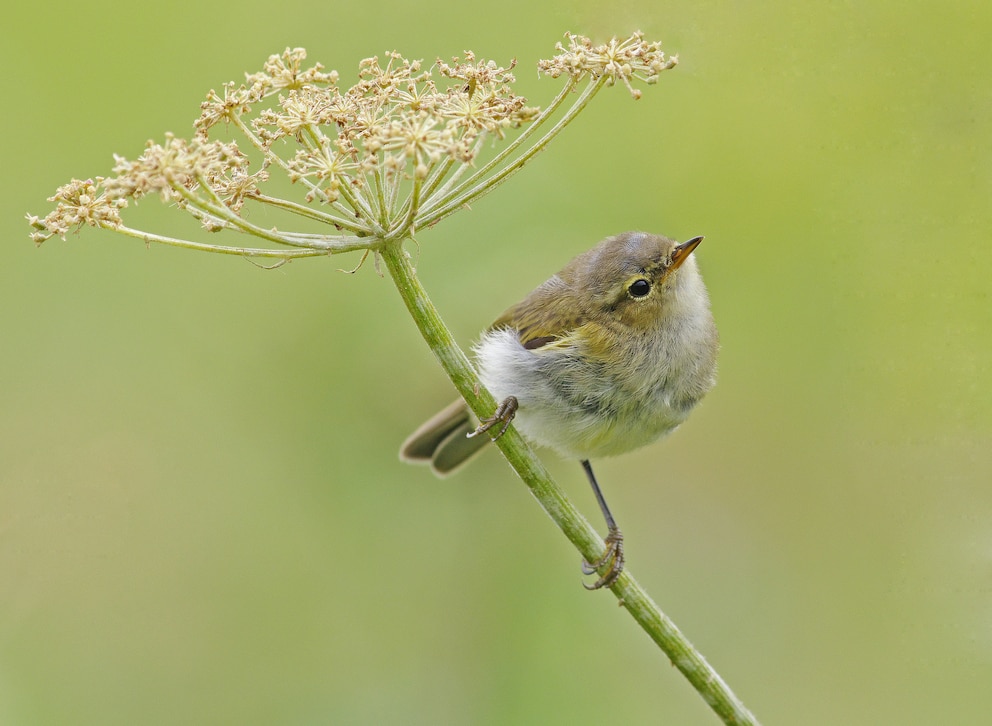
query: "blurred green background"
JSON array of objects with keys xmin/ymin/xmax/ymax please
[{"xmin": 2, "ymin": 0, "xmax": 990, "ymax": 724}]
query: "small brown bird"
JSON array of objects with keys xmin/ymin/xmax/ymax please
[{"xmin": 401, "ymin": 231, "xmax": 718, "ymax": 588}]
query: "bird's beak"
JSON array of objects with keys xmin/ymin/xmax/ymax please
[{"xmin": 667, "ymin": 236, "xmax": 704, "ymax": 274}]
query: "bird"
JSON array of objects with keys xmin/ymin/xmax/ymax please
[{"xmin": 400, "ymin": 231, "xmax": 719, "ymax": 589}]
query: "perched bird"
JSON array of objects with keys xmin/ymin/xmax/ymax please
[{"xmin": 401, "ymin": 231, "xmax": 719, "ymax": 588}]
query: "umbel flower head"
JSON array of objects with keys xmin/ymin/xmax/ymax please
[
  {"xmin": 28, "ymin": 33, "xmax": 678, "ymax": 260},
  {"xmin": 538, "ymin": 31, "xmax": 677, "ymax": 99}
]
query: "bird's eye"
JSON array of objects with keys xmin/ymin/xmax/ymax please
[{"xmin": 628, "ymin": 278, "xmax": 652, "ymax": 298}]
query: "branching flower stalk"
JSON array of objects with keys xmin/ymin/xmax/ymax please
[{"xmin": 27, "ymin": 32, "xmax": 760, "ymax": 726}]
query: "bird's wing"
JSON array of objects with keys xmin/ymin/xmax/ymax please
[{"xmin": 489, "ymin": 275, "xmax": 585, "ymax": 351}]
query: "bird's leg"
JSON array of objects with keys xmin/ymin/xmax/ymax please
[
  {"xmin": 467, "ymin": 395, "xmax": 518, "ymax": 441},
  {"xmin": 580, "ymin": 459, "xmax": 625, "ymax": 590}
]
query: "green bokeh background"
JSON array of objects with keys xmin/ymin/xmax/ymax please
[{"xmin": 3, "ymin": 1, "xmax": 990, "ymax": 724}]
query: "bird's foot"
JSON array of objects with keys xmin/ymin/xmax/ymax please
[
  {"xmin": 467, "ymin": 395, "xmax": 518, "ymax": 441},
  {"xmin": 582, "ymin": 526, "xmax": 625, "ymax": 590}
]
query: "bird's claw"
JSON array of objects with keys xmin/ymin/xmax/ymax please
[
  {"xmin": 582, "ymin": 527, "xmax": 625, "ymax": 590},
  {"xmin": 467, "ymin": 395, "xmax": 518, "ymax": 441}
]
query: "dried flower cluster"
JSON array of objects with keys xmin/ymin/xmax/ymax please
[
  {"xmin": 28, "ymin": 32, "xmax": 677, "ymax": 258},
  {"xmin": 248, "ymin": 50, "xmax": 537, "ymax": 205},
  {"xmin": 538, "ymin": 31, "xmax": 677, "ymax": 99}
]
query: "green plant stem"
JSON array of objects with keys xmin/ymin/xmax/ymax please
[
  {"xmin": 379, "ymin": 240, "xmax": 760, "ymax": 726},
  {"xmin": 109, "ymin": 224, "xmax": 336, "ymax": 258},
  {"xmin": 253, "ymin": 193, "xmax": 367, "ymax": 234},
  {"xmin": 415, "ymin": 76, "xmax": 603, "ymax": 230}
]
